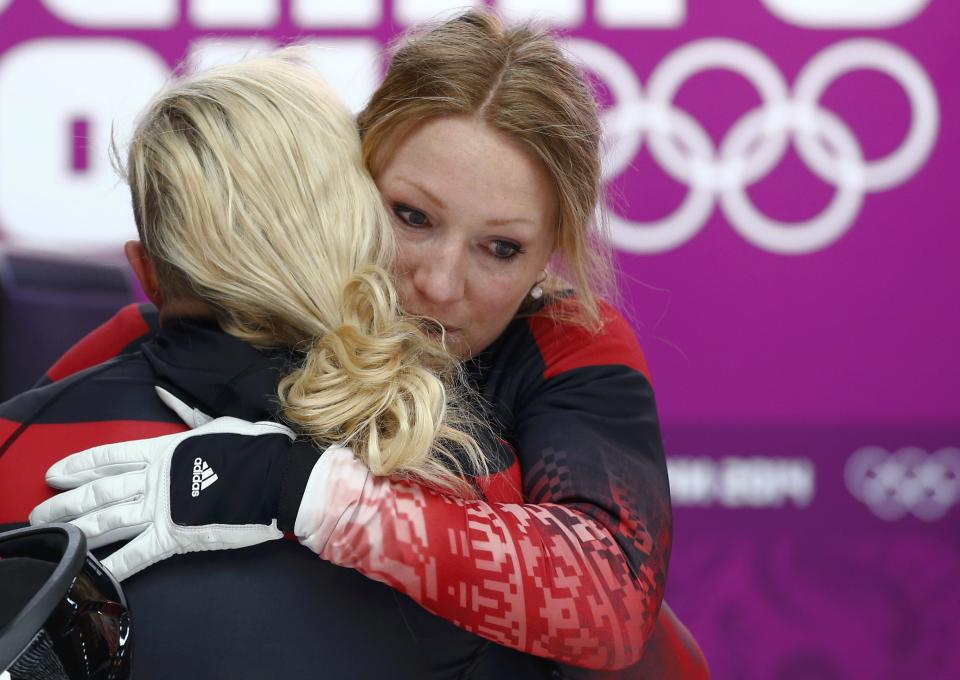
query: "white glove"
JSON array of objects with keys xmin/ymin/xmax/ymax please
[{"xmin": 29, "ymin": 405, "xmax": 300, "ymax": 581}]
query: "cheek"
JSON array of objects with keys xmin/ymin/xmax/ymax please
[
  {"xmin": 464, "ymin": 291, "xmax": 524, "ymax": 354},
  {"xmin": 474, "ymin": 279, "xmax": 528, "ymax": 324},
  {"xmin": 391, "ymin": 232, "xmax": 419, "ymax": 278}
]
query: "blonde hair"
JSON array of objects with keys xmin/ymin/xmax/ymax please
[
  {"xmin": 358, "ymin": 9, "xmax": 614, "ymax": 328},
  {"xmin": 124, "ymin": 50, "xmax": 485, "ymax": 495}
]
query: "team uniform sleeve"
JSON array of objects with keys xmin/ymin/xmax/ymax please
[
  {"xmin": 513, "ymin": 302, "xmax": 673, "ymax": 673},
  {"xmin": 291, "ymin": 302, "xmax": 672, "ymax": 671},
  {"xmin": 294, "ymin": 449, "xmax": 656, "ymax": 670}
]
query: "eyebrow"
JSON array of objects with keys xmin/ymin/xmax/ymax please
[
  {"xmin": 396, "ymin": 177, "xmax": 447, "ymax": 210},
  {"xmin": 485, "ymin": 216, "xmax": 537, "ymax": 228},
  {"xmin": 395, "ymin": 177, "xmax": 538, "ymax": 229}
]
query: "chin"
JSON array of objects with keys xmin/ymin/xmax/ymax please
[{"xmin": 445, "ymin": 335, "xmax": 474, "ymax": 360}]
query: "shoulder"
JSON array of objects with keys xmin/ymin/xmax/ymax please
[
  {"xmin": 524, "ymin": 295, "xmax": 652, "ymax": 382},
  {"xmin": 470, "ymin": 294, "xmax": 655, "ymax": 431},
  {"xmin": 43, "ymin": 303, "xmax": 160, "ymax": 384},
  {"xmin": 0, "ymin": 355, "xmax": 184, "ymax": 523},
  {"xmin": 2, "ymin": 353, "xmax": 173, "ymax": 429}
]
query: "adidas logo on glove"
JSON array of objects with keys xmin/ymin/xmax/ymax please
[{"xmin": 191, "ymin": 457, "xmax": 218, "ymax": 497}]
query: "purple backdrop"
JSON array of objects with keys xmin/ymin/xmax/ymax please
[{"xmin": 1, "ymin": 1, "xmax": 957, "ymax": 677}]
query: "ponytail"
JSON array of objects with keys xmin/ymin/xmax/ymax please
[{"xmin": 279, "ymin": 267, "xmax": 488, "ymax": 496}]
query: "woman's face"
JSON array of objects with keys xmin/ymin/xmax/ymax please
[{"xmin": 376, "ymin": 116, "xmax": 558, "ymax": 359}]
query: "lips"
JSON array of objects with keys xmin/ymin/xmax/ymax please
[
  {"xmin": 414, "ymin": 314, "xmax": 458, "ymax": 330},
  {"xmin": 434, "ymin": 324, "xmax": 462, "ymax": 339},
  {"xmin": 416, "ymin": 317, "xmax": 461, "ymax": 337}
]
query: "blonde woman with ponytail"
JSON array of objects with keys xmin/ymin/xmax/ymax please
[
  {"xmin": 11, "ymin": 49, "xmax": 507, "ymax": 679},
  {"xmin": 119, "ymin": 51, "xmax": 485, "ymax": 497},
  {"xmin": 26, "ymin": 9, "xmax": 706, "ymax": 679}
]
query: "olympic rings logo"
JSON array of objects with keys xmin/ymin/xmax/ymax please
[
  {"xmin": 567, "ymin": 38, "xmax": 940, "ymax": 255},
  {"xmin": 845, "ymin": 446, "xmax": 960, "ymax": 521}
]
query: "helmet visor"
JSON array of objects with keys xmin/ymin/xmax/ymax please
[{"xmin": 0, "ymin": 524, "xmax": 131, "ymax": 680}]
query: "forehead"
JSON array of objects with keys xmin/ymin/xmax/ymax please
[{"xmin": 379, "ymin": 116, "xmax": 557, "ymax": 221}]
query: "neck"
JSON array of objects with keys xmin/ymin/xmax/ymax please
[{"xmin": 158, "ymin": 297, "xmax": 218, "ymax": 326}]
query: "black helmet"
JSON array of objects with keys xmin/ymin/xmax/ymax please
[{"xmin": 0, "ymin": 524, "xmax": 131, "ymax": 679}]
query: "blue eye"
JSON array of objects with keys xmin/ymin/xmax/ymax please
[
  {"xmin": 393, "ymin": 204, "xmax": 429, "ymax": 227},
  {"xmin": 488, "ymin": 240, "xmax": 522, "ymax": 260}
]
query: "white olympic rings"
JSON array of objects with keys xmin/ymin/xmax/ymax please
[
  {"xmin": 845, "ymin": 446, "xmax": 960, "ymax": 521},
  {"xmin": 567, "ymin": 38, "xmax": 940, "ymax": 254}
]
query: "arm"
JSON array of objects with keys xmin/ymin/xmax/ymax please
[
  {"xmin": 294, "ymin": 300, "xmax": 671, "ymax": 670},
  {"xmin": 296, "ymin": 451, "xmax": 657, "ymax": 670}
]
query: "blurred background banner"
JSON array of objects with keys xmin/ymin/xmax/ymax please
[{"xmin": 0, "ymin": 1, "xmax": 957, "ymax": 677}]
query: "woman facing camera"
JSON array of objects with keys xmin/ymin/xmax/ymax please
[{"xmin": 26, "ymin": 10, "xmax": 707, "ymax": 679}]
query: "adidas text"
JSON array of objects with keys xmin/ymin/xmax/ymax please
[{"xmin": 191, "ymin": 457, "xmax": 219, "ymax": 497}]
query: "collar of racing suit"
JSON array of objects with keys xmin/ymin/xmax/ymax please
[{"xmin": 140, "ymin": 317, "xmax": 294, "ymax": 422}]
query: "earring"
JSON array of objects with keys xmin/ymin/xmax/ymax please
[{"xmin": 529, "ymin": 270, "xmax": 547, "ymax": 300}]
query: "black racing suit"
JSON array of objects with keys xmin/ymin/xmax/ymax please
[{"xmin": 0, "ymin": 317, "xmax": 520, "ymax": 679}]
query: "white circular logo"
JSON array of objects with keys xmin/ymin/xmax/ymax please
[
  {"xmin": 845, "ymin": 446, "xmax": 960, "ymax": 521},
  {"xmin": 568, "ymin": 37, "xmax": 940, "ymax": 254}
]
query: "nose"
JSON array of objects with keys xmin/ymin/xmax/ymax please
[{"xmin": 410, "ymin": 239, "xmax": 467, "ymax": 306}]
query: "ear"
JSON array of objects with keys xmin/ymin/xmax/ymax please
[{"xmin": 124, "ymin": 240, "xmax": 163, "ymax": 308}]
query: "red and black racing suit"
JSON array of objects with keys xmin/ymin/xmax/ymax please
[
  {"xmin": 1, "ymin": 316, "xmax": 515, "ymax": 679},
  {"xmin": 3, "ymin": 297, "xmax": 704, "ymax": 677}
]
